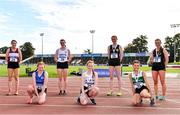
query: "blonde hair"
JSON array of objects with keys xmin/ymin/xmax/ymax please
[{"xmin": 37, "ymin": 61, "xmax": 45, "ymax": 67}]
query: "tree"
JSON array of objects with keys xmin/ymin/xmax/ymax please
[
  {"xmin": 83, "ymin": 49, "xmax": 91, "ymax": 54},
  {"xmin": 164, "ymin": 36, "xmax": 174, "ymax": 62},
  {"xmin": 124, "ymin": 35, "xmax": 148, "ymax": 53},
  {"xmin": 164, "ymin": 33, "xmax": 180, "ymax": 62},
  {"xmin": 20, "ymin": 42, "xmax": 35, "ymax": 60},
  {"xmin": 0, "ymin": 46, "xmax": 8, "ymax": 53}
]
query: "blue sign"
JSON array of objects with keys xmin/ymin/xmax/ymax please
[
  {"xmin": 94, "ymin": 69, "xmax": 121, "ymax": 77},
  {"xmin": 81, "ymin": 54, "xmax": 102, "ymax": 57}
]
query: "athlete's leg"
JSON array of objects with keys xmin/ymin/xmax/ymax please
[
  {"xmin": 38, "ymin": 92, "xmax": 46, "ymax": 105},
  {"xmin": 27, "ymin": 85, "xmax": 35, "ymax": 104},
  {"xmin": 140, "ymin": 89, "xmax": 151, "ymax": 98},
  {"xmin": 57, "ymin": 69, "xmax": 63, "ymax": 92},
  {"xmin": 132, "ymin": 94, "xmax": 141, "ymax": 105},
  {"xmin": 115, "ymin": 66, "xmax": 122, "ymax": 95},
  {"xmin": 14, "ymin": 68, "xmax": 20, "ymax": 95},
  {"xmin": 7, "ymin": 68, "xmax": 13, "ymax": 95},
  {"xmin": 152, "ymin": 71, "xmax": 159, "ymax": 97},
  {"xmin": 63, "ymin": 69, "xmax": 68, "ymax": 93},
  {"xmin": 107, "ymin": 66, "xmax": 114, "ymax": 95},
  {"xmin": 88, "ymin": 87, "xmax": 99, "ymax": 98},
  {"xmin": 159, "ymin": 70, "xmax": 166, "ymax": 97}
]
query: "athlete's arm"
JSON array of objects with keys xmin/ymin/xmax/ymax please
[
  {"xmin": 41, "ymin": 71, "xmax": 48, "ymax": 95},
  {"xmin": 54, "ymin": 49, "xmax": 58, "ymax": 63},
  {"xmin": 107, "ymin": 46, "xmax": 110, "ymax": 59},
  {"xmin": 163, "ymin": 49, "xmax": 169, "ymax": 67},
  {"xmin": 119, "ymin": 45, "xmax": 123, "ymax": 62},
  {"xmin": 5, "ymin": 48, "xmax": 10, "ymax": 62},
  {"xmin": 128, "ymin": 73, "xmax": 135, "ymax": 95},
  {"xmin": 81, "ymin": 73, "xmax": 85, "ymax": 94},
  {"xmin": 149, "ymin": 50, "xmax": 154, "ymax": 64},
  {"xmin": 32, "ymin": 72, "xmax": 39, "ymax": 97},
  {"xmin": 94, "ymin": 72, "xmax": 98, "ymax": 87},
  {"xmin": 142, "ymin": 71, "xmax": 153, "ymax": 97},
  {"xmin": 18, "ymin": 48, "xmax": 23, "ymax": 63},
  {"xmin": 68, "ymin": 49, "xmax": 71, "ymax": 63}
]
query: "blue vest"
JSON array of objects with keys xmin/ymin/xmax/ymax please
[{"xmin": 35, "ymin": 71, "xmax": 45, "ymax": 87}]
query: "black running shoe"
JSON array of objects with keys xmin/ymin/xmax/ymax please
[
  {"xmin": 150, "ymin": 98, "xmax": 155, "ymax": 107},
  {"xmin": 90, "ymin": 98, "xmax": 96, "ymax": 105},
  {"xmin": 77, "ymin": 97, "xmax": 80, "ymax": 104},
  {"xmin": 63, "ymin": 90, "xmax": 67, "ymax": 95},
  {"xmin": 59, "ymin": 90, "xmax": 62, "ymax": 95}
]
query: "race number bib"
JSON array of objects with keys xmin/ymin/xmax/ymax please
[
  {"xmin": 134, "ymin": 82, "xmax": 143, "ymax": 89},
  {"xmin": 111, "ymin": 53, "xmax": 118, "ymax": 59},
  {"xmin": 58, "ymin": 54, "xmax": 67, "ymax": 62},
  {"xmin": 153, "ymin": 56, "xmax": 161, "ymax": 63},
  {"xmin": 10, "ymin": 57, "xmax": 18, "ymax": 62}
]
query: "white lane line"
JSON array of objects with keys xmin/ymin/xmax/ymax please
[{"xmin": 0, "ymin": 103, "xmax": 178, "ymax": 110}]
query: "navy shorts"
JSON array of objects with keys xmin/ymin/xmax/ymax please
[
  {"xmin": 7, "ymin": 62, "xmax": 20, "ymax": 69},
  {"xmin": 152, "ymin": 63, "xmax": 166, "ymax": 71},
  {"xmin": 108, "ymin": 59, "xmax": 121, "ymax": 66},
  {"xmin": 57, "ymin": 62, "xmax": 68, "ymax": 69},
  {"xmin": 135, "ymin": 86, "xmax": 149, "ymax": 94}
]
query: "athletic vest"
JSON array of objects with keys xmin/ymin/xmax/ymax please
[
  {"xmin": 8, "ymin": 48, "xmax": 19, "ymax": 62},
  {"xmin": 84, "ymin": 72, "xmax": 95, "ymax": 88},
  {"xmin": 57, "ymin": 48, "xmax": 68, "ymax": 62},
  {"xmin": 132, "ymin": 71, "xmax": 146, "ymax": 89},
  {"xmin": 109, "ymin": 44, "xmax": 120, "ymax": 59},
  {"xmin": 153, "ymin": 47, "xmax": 165, "ymax": 64},
  {"xmin": 35, "ymin": 71, "xmax": 45, "ymax": 87}
]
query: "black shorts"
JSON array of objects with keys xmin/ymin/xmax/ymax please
[
  {"xmin": 37, "ymin": 88, "xmax": 47, "ymax": 94},
  {"xmin": 108, "ymin": 59, "xmax": 121, "ymax": 66},
  {"xmin": 7, "ymin": 62, "xmax": 20, "ymax": 69},
  {"xmin": 135, "ymin": 86, "xmax": 149, "ymax": 94},
  {"xmin": 152, "ymin": 63, "xmax": 166, "ymax": 71},
  {"xmin": 80, "ymin": 86, "xmax": 91, "ymax": 97},
  {"xmin": 57, "ymin": 62, "xmax": 68, "ymax": 69}
]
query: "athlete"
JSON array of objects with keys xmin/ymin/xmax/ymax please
[
  {"xmin": 77, "ymin": 60, "xmax": 99, "ymax": 105},
  {"xmin": 6, "ymin": 40, "xmax": 22, "ymax": 95},
  {"xmin": 150, "ymin": 38, "xmax": 169, "ymax": 100},
  {"xmin": 54, "ymin": 39, "xmax": 71, "ymax": 95},
  {"xmin": 107, "ymin": 35, "xmax": 123, "ymax": 96},
  {"xmin": 27, "ymin": 62, "xmax": 48, "ymax": 104},
  {"xmin": 129, "ymin": 60, "xmax": 155, "ymax": 106}
]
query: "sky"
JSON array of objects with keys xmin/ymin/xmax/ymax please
[{"xmin": 0, "ymin": 0, "xmax": 180, "ymax": 54}]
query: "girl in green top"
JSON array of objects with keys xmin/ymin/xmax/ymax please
[{"xmin": 129, "ymin": 60, "xmax": 155, "ymax": 106}]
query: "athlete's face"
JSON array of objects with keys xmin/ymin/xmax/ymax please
[
  {"xmin": 60, "ymin": 40, "xmax": 66, "ymax": 47},
  {"xmin": 38, "ymin": 64, "xmax": 45, "ymax": 71},
  {"xmin": 87, "ymin": 62, "xmax": 94, "ymax": 70},
  {"xmin": 155, "ymin": 40, "xmax": 161, "ymax": 47},
  {"xmin": 11, "ymin": 41, "xmax": 17, "ymax": 48},
  {"xmin": 132, "ymin": 63, "xmax": 140, "ymax": 71},
  {"xmin": 111, "ymin": 37, "xmax": 117, "ymax": 44}
]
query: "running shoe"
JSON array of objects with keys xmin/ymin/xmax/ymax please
[
  {"xmin": 150, "ymin": 98, "xmax": 155, "ymax": 106},
  {"xmin": 155, "ymin": 95, "xmax": 158, "ymax": 100},
  {"xmin": 77, "ymin": 97, "xmax": 80, "ymax": 104},
  {"xmin": 90, "ymin": 98, "xmax": 96, "ymax": 105},
  {"xmin": 59, "ymin": 90, "xmax": 63, "ymax": 95},
  {"xmin": 63, "ymin": 90, "xmax": 67, "ymax": 95},
  {"xmin": 159, "ymin": 96, "xmax": 165, "ymax": 100},
  {"xmin": 107, "ymin": 91, "xmax": 113, "ymax": 96},
  {"xmin": 116, "ymin": 91, "xmax": 122, "ymax": 96}
]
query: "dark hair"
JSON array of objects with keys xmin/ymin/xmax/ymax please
[
  {"xmin": 155, "ymin": 38, "xmax": 161, "ymax": 43},
  {"xmin": 132, "ymin": 60, "xmax": 140, "ymax": 65},
  {"xmin": 60, "ymin": 39, "xmax": 65, "ymax": 42},
  {"xmin": 11, "ymin": 40, "xmax": 17, "ymax": 44}
]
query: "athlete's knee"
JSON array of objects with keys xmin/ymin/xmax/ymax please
[
  {"xmin": 8, "ymin": 77, "xmax": 13, "ymax": 81},
  {"xmin": 27, "ymin": 85, "xmax": 34, "ymax": 93}
]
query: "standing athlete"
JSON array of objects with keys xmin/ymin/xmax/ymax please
[
  {"xmin": 150, "ymin": 38, "xmax": 169, "ymax": 100},
  {"xmin": 107, "ymin": 35, "xmax": 123, "ymax": 96},
  {"xmin": 6, "ymin": 40, "xmax": 22, "ymax": 95},
  {"xmin": 54, "ymin": 39, "xmax": 71, "ymax": 95}
]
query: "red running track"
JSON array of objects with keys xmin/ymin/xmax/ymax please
[{"xmin": 0, "ymin": 76, "xmax": 180, "ymax": 115}]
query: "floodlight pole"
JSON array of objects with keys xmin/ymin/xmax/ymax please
[
  {"xmin": 90, "ymin": 30, "xmax": 95, "ymax": 60},
  {"xmin": 40, "ymin": 33, "xmax": 44, "ymax": 62}
]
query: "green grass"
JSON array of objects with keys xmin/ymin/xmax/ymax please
[{"xmin": 0, "ymin": 64, "xmax": 179, "ymax": 77}]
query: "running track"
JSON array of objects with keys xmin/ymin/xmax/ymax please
[{"xmin": 0, "ymin": 76, "xmax": 180, "ymax": 115}]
